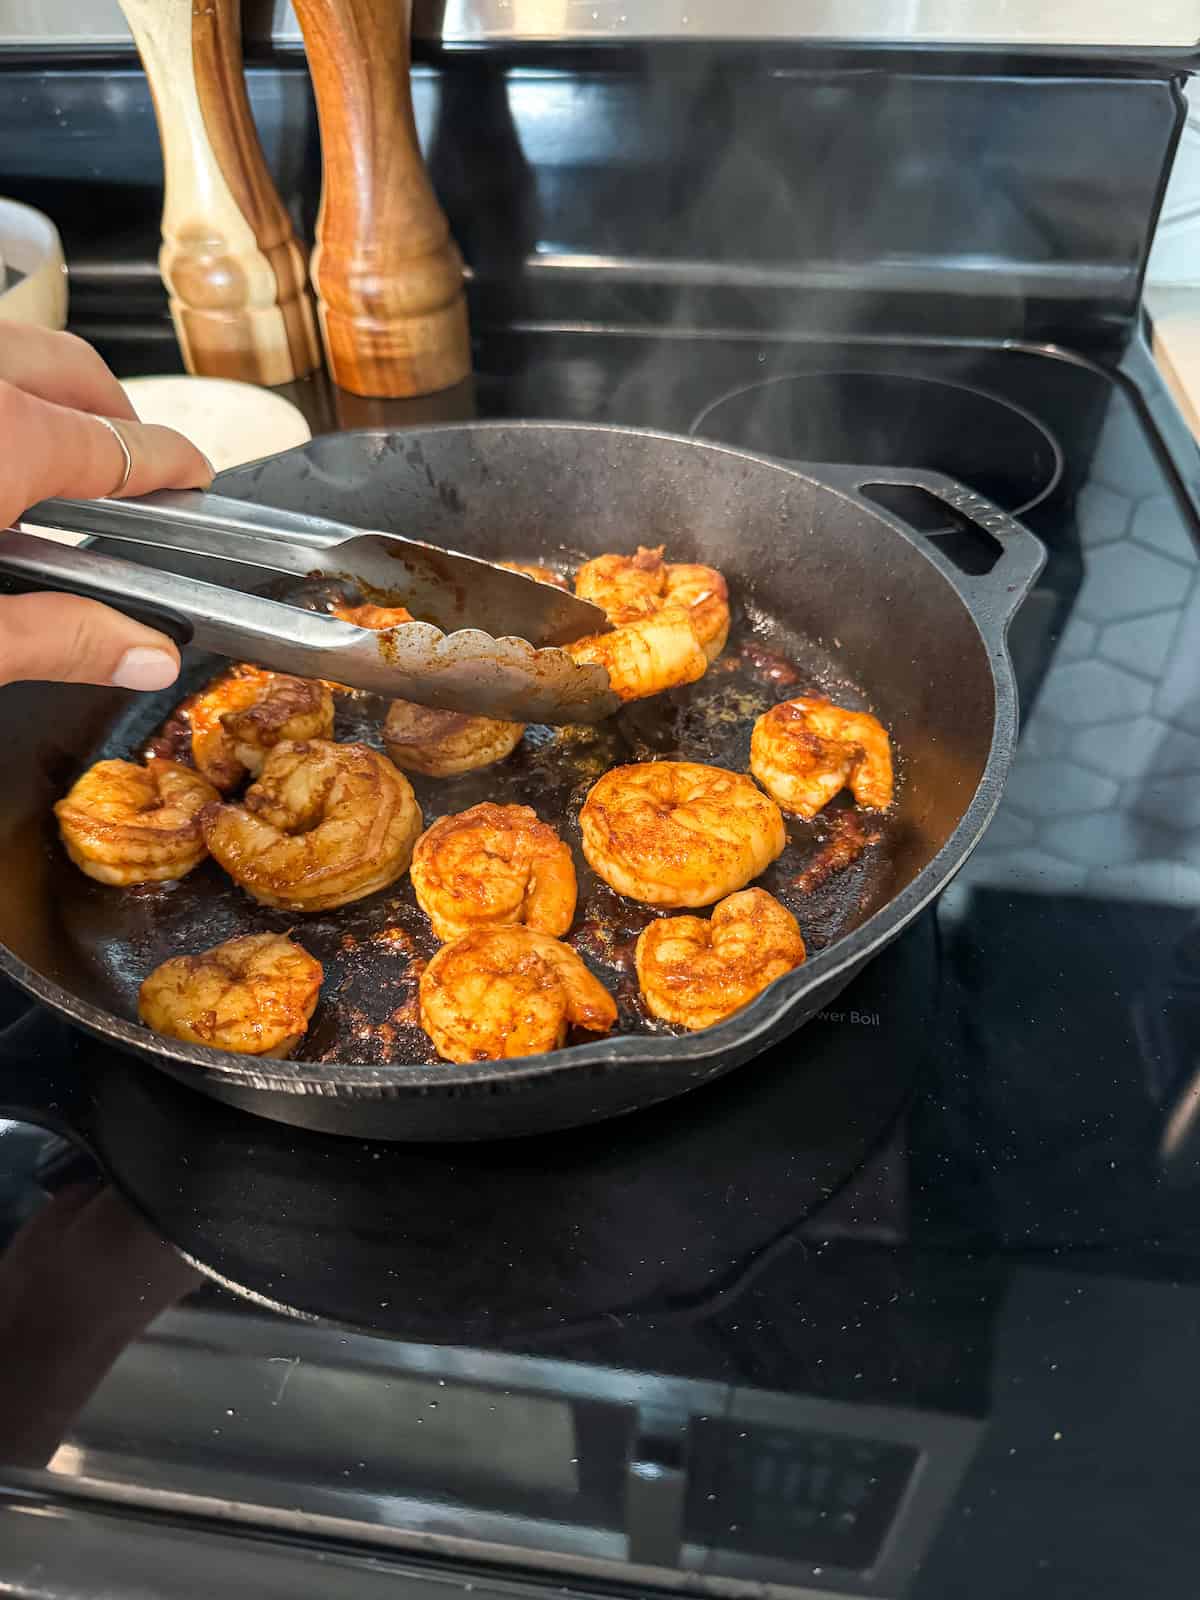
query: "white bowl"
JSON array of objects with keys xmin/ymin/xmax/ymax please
[
  {"xmin": 120, "ymin": 375, "xmax": 312, "ymax": 471},
  {"xmin": 0, "ymin": 198, "xmax": 68, "ymax": 330}
]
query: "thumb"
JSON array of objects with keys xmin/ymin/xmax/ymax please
[{"xmin": 0, "ymin": 591, "xmax": 180, "ymax": 691}]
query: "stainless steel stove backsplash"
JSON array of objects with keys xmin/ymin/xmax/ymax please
[
  {"xmin": 6, "ymin": 0, "xmax": 1200, "ymax": 48},
  {"xmin": 0, "ymin": 44, "xmax": 1188, "ymax": 345}
]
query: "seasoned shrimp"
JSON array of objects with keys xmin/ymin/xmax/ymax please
[
  {"xmin": 635, "ymin": 888, "xmax": 806, "ymax": 1031},
  {"xmin": 580, "ymin": 760, "xmax": 785, "ymax": 907},
  {"xmin": 202, "ymin": 739, "xmax": 422, "ymax": 912},
  {"xmin": 419, "ymin": 926, "xmax": 616, "ymax": 1062},
  {"xmin": 383, "ymin": 700, "xmax": 524, "ymax": 778},
  {"xmin": 567, "ymin": 545, "xmax": 727, "ymax": 700},
  {"xmin": 499, "ymin": 560, "xmax": 570, "ymax": 591},
  {"xmin": 567, "ymin": 609, "xmax": 708, "ymax": 703},
  {"xmin": 182, "ymin": 665, "xmax": 334, "ymax": 790},
  {"xmin": 663, "ymin": 564, "xmax": 731, "ymax": 661},
  {"xmin": 750, "ymin": 695, "xmax": 894, "ymax": 819},
  {"xmin": 220, "ymin": 676, "xmax": 334, "ymax": 783},
  {"xmin": 139, "ymin": 932, "xmax": 323, "ymax": 1057},
  {"xmin": 411, "ymin": 802, "xmax": 576, "ymax": 942},
  {"xmin": 332, "ymin": 600, "xmax": 414, "ymax": 629},
  {"xmin": 575, "ymin": 545, "xmax": 730, "ymax": 661},
  {"xmin": 55, "ymin": 758, "xmax": 219, "ymax": 885},
  {"xmin": 575, "ymin": 547, "xmax": 665, "ymax": 621}
]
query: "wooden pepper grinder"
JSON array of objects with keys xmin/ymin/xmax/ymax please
[
  {"xmin": 292, "ymin": 0, "xmax": 472, "ymax": 398},
  {"xmin": 120, "ymin": 0, "xmax": 321, "ymax": 386}
]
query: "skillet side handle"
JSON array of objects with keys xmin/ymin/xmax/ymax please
[{"xmin": 819, "ymin": 465, "xmax": 1047, "ymax": 640}]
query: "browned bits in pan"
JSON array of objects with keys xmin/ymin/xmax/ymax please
[
  {"xmin": 792, "ymin": 810, "xmax": 883, "ymax": 896},
  {"xmin": 737, "ymin": 640, "xmax": 803, "ymax": 689}
]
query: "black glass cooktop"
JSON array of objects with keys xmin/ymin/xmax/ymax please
[{"xmin": 2, "ymin": 327, "xmax": 1200, "ymax": 1599}]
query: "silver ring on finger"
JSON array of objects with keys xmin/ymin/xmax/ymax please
[{"xmin": 95, "ymin": 415, "xmax": 134, "ymax": 497}]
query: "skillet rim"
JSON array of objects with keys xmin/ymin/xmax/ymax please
[{"xmin": 0, "ymin": 421, "xmax": 1044, "ymax": 1098}]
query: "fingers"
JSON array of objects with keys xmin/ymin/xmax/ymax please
[
  {"xmin": 0, "ymin": 380, "xmax": 211, "ymax": 529},
  {"xmin": 0, "ymin": 324, "xmax": 139, "ymax": 421},
  {"xmin": 0, "ymin": 592, "xmax": 180, "ymax": 691},
  {"xmin": 0, "ymin": 331, "xmax": 204, "ymax": 692}
]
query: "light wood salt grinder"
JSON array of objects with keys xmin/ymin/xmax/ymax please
[
  {"xmin": 119, "ymin": 0, "xmax": 321, "ymax": 386},
  {"xmin": 291, "ymin": 0, "xmax": 472, "ymax": 398}
]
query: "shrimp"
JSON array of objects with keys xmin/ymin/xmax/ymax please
[
  {"xmin": 575, "ymin": 547, "xmax": 666, "ymax": 620},
  {"xmin": 55, "ymin": 758, "xmax": 219, "ymax": 885},
  {"xmin": 580, "ymin": 760, "xmax": 785, "ymax": 907},
  {"xmin": 566, "ymin": 546, "xmax": 727, "ymax": 699},
  {"xmin": 138, "ymin": 932, "xmax": 323, "ymax": 1057},
  {"xmin": 749, "ymin": 695, "xmax": 894, "ymax": 819},
  {"xmin": 411, "ymin": 802, "xmax": 576, "ymax": 942},
  {"xmin": 332, "ymin": 600, "xmax": 414, "ymax": 629},
  {"xmin": 635, "ymin": 888, "xmax": 806, "ymax": 1031},
  {"xmin": 419, "ymin": 925, "xmax": 616, "ymax": 1062},
  {"xmin": 663, "ymin": 565, "xmax": 731, "ymax": 661},
  {"xmin": 567, "ymin": 609, "xmax": 708, "ymax": 703},
  {"xmin": 575, "ymin": 545, "xmax": 730, "ymax": 661},
  {"xmin": 499, "ymin": 561, "xmax": 570, "ymax": 591},
  {"xmin": 181, "ymin": 665, "xmax": 334, "ymax": 791},
  {"xmin": 202, "ymin": 739, "xmax": 422, "ymax": 912},
  {"xmin": 333, "ymin": 598, "xmax": 524, "ymax": 775},
  {"xmin": 383, "ymin": 700, "xmax": 524, "ymax": 778}
]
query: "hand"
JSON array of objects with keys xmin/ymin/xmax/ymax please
[{"xmin": 0, "ymin": 325, "xmax": 212, "ymax": 691}]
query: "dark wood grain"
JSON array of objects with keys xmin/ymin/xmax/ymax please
[{"xmin": 292, "ymin": 0, "xmax": 472, "ymax": 398}]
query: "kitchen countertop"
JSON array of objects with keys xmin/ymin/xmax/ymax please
[{"xmin": 1147, "ymin": 287, "xmax": 1200, "ymax": 439}]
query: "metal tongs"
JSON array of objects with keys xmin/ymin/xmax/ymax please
[{"xmin": 3, "ymin": 491, "xmax": 619, "ymax": 724}]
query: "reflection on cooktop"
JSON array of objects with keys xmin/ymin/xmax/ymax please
[{"xmin": 0, "ymin": 912, "xmax": 935, "ymax": 1342}]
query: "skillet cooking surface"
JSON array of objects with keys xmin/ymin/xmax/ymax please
[{"xmin": 50, "ymin": 570, "xmax": 900, "ymax": 1067}]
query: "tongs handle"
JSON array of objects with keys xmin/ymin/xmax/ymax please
[
  {"xmin": 0, "ymin": 530, "xmax": 357, "ymax": 677},
  {"xmin": 21, "ymin": 490, "xmax": 355, "ymax": 577}
]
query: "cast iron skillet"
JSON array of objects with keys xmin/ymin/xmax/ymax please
[{"xmin": 0, "ymin": 424, "xmax": 1043, "ymax": 1139}]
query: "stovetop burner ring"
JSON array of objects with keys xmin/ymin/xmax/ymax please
[{"xmin": 689, "ymin": 369, "xmax": 1064, "ymax": 517}]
